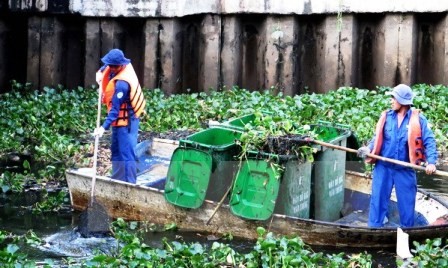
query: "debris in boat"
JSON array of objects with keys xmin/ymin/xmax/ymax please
[
  {"xmin": 138, "ymin": 130, "xmax": 196, "ymax": 141},
  {"xmin": 73, "ymin": 130, "xmax": 194, "ymax": 177},
  {"xmin": 430, "ymin": 214, "xmax": 448, "ymax": 225}
]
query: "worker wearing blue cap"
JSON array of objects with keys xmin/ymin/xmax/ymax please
[
  {"xmin": 358, "ymin": 84, "xmax": 437, "ymax": 228},
  {"xmin": 93, "ymin": 49, "xmax": 146, "ymax": 183}
]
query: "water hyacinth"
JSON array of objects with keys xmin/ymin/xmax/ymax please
[
  {"xmin": 80, "ymin": 220, "xmax": 374, "ymax": 267},
  {"xmin": 2, "ymin": 83, "xmax": 447, "ymax": 190}
]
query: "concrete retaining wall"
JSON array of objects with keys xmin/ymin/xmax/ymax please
[
  {"xmin": 1, "ymin": 1, "xmax": 448, "ymax": 94},
  {"xmin": 6, "ymin": 0, "xmax": 448, "ymax": 17}
]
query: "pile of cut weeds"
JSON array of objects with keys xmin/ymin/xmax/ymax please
[{"xmin": 260, "ymin": 134, "xmax": 310, "ymax": 156}]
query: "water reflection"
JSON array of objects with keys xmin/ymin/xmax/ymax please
[
  {"xmin": 418, "ymin": 168, "xmax": 448, "ymax": 195},
  {"xmin": 0, "ymin": 191, "xmax": 73, "ymax": 236}
]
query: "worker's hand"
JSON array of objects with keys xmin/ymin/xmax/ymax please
[
  {"xmin": 92, "ymin": 127, "xmax": 105, "ymax": 138},
  {"xmin": 425, "ymin": 163, "xmax": 437, "ymax": 175},
  {"xmin": 96, "ymin": 70, "xmax": 103, "ymax": 84},
  {"xmin": 357, "ymin": 147, "xmax": 371, "ymax": 159}
]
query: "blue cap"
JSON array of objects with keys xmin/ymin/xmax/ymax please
[
  {"xmin": 386, "ymin": 84, "xmax": 415, "ymax": 105},
  {"xmin": 101, "ymin": 49, "xmax": 130, "ymax": 66}
]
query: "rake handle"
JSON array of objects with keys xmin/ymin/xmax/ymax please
[
  {"xmin": 206, "ymin": 184, "xmax": 232, "ymax": 225},
  {"xmin": 90, "ymin": 85, "xmax": 102, "ymax": 205},
  {"xmin": 310, "ymin": 139, "xmax": 448, "ymax": 177}
]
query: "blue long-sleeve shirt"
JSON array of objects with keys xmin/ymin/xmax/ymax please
[
  {"xmin": 102, "ymin": 79, "xmax": 133, "ymax": 130},
  {"xmin": 367, "ymin": 109, "xmax": 438, "ymax": 167}
]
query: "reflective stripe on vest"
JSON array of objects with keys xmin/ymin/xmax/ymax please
[
  {"xmin": 408, "ymin": 110, "xmax": 425, "ymax": 165},
  {"xmin": 100, "ymin": 64, "xmax": 146, "ymax": 127},
  {"xmin": 367, "ymin": 109, "xmax": 426, "ymax": 165}
]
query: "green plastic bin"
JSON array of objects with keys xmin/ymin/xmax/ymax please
[
  {"xmin": 229, "ymin": 152, "xmax": 282, "ymax": 220},
  {"xmin": 224, "ymin": 114, "xmax": 256, "ymax": 130},
  {"xmin": 310, "ymin": 121, "xmax": 351, "ymax": 221},
  {"xmin": 220, "ymin": 112, "xmax": 273, "ymax": 131},
  {"xmin": 229, "ymin": 148, "xmax": 313, "ymax": 221},
  {"xmin": 164, "ymin": 147, "xmax": 213, "ymax": 208},
  {"xmin": 164, "ymin": 127, "xmax": 242, "ymax": 208},
  {"xmin": 273, "ymin": 158, "xmax": 312, "ymax": 219}
]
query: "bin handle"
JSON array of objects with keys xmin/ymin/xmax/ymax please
[{"xmin": 192, "ymin": 142, "xmax": 198, "ymax": 149}]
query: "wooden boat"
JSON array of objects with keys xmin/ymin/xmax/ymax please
[{"xmin": 66, "ymin": 138, "xmax": 448, "ymax": 248}]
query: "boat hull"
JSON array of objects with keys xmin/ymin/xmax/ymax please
[{"xmin": 67, "ymin": 168, "xmax": 448, "ymax": 248}]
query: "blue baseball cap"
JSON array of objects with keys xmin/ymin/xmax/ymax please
[
  {"xmin": 101, "ymin": 49, "xmax": 130, "ymax": 66},
  {"xmin": 386, "ymin": 84, "xmax": 415, "ymax": 105}
]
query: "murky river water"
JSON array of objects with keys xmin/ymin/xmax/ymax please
[
  {"xmin": 1, "ymin": 169, "xmax": 447, "ymax": 267},
  {"xmin": 0, "ymin": 194, "xmax": 254, "ymax": 266}
]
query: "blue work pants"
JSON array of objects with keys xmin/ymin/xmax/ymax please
[
  {"xmin": 111, "ymin": 118, "xmax": 139, "ymax": 183},
  {"xmin": 368, "ymin": 162, "xmax": 417, "ymax": 227}
]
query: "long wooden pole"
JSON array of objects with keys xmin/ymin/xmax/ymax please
[
  {"xmin": 311, "ymin": 139, "xmax": 448, "ymax": 177},
  {"xmin": 206, "ymin": 161, "xmax": 242, "ymax": 225},
  {"xmin": 206, "ymin": 183, "xmax": 232, "ymax": 225},
  {"xmin": 90, "ymin": 86, "xmax": 102, "ymax": 206}
]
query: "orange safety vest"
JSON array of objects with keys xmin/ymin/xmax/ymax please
[
  {"xmin": 367, "ymin": 109, "xmax": 426, "ymax": 165},
  {"xmin": 99, "ymin": 64, "xmax": 146, "ymax": 127}
]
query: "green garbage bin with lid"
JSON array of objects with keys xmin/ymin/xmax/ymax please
[
  {"xmin": 273, "ymin": 156, "xmax": 312, "ymax": 219},
  {"xmin": 164, "ymin": 127, "xmax": 242, "ymax": 209},
  {"xmin": 229, "ymin": 148, "xmax": 313, "ymax": 221},
  {"xmin": 229, "ymin": 151, "xmax": 283, "ymax": 220},
  {"xmin": 220, "ymin": 112, "xmax": 273, "ymax": 131},
  {"xmin": 310, "ymin": 121, "xmax": 352, "ymax": 221},
  {"xmin": 223, "ymin": 113, "xmax": 256, "ymax": 130}
]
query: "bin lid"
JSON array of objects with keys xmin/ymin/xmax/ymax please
[
  {"xmin": 180, "ymin": 127, "xmax": 242, "ymax": 151},
  {"xmin": 229, "ymin": 158, "xmax": 281, "ymax": 220},
  {"xmin": 311, "ymin": 121, "xmax": 351, "ymax": 142},
  {"xmin": 164, "ymin": 147, "xmax": 212, "ymax": 209},
  {"xmin": 226, "ymin": 113, "xmax": 255, "ymax": 129}
]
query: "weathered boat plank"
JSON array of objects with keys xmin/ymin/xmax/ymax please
[
  {"xmin": 67, "ymin": 170, "xmax": 448, "ymax": 248},
  {"xmin": 66, "ymin": 140, "xmax": 448, "ymax": 248}
]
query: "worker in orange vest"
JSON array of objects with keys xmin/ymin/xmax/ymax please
[
  {"xmin": 358, "ymin": 84, "xmax": 437, "ymax": 228},
  {"xmin": 93, "ymin": 49, "xmax": 146, "ymax": 183}
]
